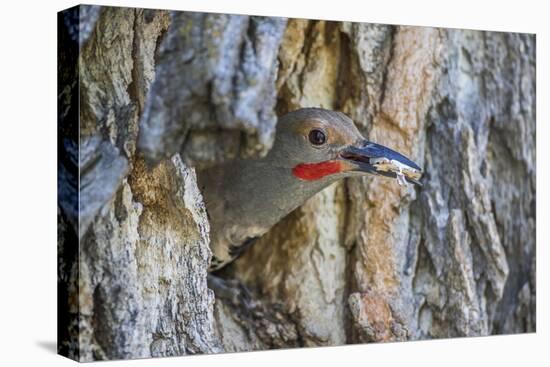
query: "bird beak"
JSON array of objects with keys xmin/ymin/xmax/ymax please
[{"xmin": 340, "ymin": 141, "xmax": 423, "ymax": 186}]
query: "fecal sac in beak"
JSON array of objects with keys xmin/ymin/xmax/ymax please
[{"xmin": 341, "ymin": 141, "xmax": 423, "ymax": 186}]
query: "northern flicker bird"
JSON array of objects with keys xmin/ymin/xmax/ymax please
[{"xmin": 198, "ymin": 108, "xmax": 422, "ymax": 271}]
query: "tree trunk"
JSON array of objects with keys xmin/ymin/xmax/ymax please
[{"xmin": 58, "ymin": 5, "xmax": 536, "ymax": 361}]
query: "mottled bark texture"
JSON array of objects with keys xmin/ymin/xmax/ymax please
[
  {"xmin": 58, "ymin": 5, "xmax": 535, "ymax": 361},
  {"xmin": 138, "ymin": 11, "xmax": 287, "ymax": 168}
]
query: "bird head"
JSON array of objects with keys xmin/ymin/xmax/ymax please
[{"xmin": 269, "ymin": 108, "xmax": 422, "ymax": 185}]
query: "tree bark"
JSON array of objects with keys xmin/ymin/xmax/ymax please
[{"xmin": 58, "ymin": 5, "xmax": 536, "ymax": 361}]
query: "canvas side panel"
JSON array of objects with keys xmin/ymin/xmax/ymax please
[{"xmin": 57, "ymin": 5, "xmax": 80, "ymax": 361}]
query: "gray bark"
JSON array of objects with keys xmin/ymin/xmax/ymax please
[{"xmin": 58, "ymin": 5, "xmax": 535, "ymax": 361}]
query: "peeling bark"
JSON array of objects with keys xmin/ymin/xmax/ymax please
[
  {"xmin": 58, "ymin": 5, "xmax": 536, "ymax": 361},
  {"xmin": 138, "ymin": 12, "xmax": 287, "ymax": 168}
]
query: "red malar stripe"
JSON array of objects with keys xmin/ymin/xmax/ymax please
[{"xmin": 292, "ymin": 160, "xmax": 344, "ymax": 181}]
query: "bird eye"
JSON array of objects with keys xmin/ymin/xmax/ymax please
[{"xmin": 308, "ymin": 129, "xmax": 327, "ymax": 145}]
